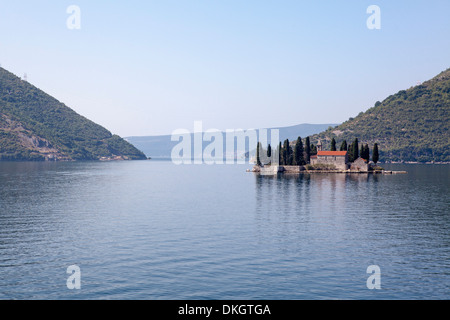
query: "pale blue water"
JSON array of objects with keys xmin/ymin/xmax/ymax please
[{"xmin": 0, "ymin": 161, "xmax": 449, "ymax": 300}]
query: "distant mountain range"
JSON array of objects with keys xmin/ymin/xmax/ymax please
[
  {"xmin": 310, "ymin": 68, "xmax": 450, "ymax": 162},
  {"xmin": 0, "ymin": 67, "xmax": 146, "ymax": 161},
  {"xmin": 125, "ymin": 123, "xmax": 337, "ymax": 159}
]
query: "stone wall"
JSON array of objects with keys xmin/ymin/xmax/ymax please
[
  {"xmin": 311, "ymin": 156, "xmax": 348, "ymax": 171},
  {"xmin": 259, "ymin": 166, "xmax": 284, "ymax": 174},
  {"xmin": 257, "ymin": 165, "xmax": 305, "ymax": 174},
  {"xmin": 282, "ymin": 166, "xmax": 305, "ymax": 173}
]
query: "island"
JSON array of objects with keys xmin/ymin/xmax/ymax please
[{"xmin": 249, "ymin": 138, "xmax": 407, "ymax": 175}]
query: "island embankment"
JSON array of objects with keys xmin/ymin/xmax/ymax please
[{"xmin": 247, "ymin": 165, "xmax": 407, "ymax": 175}]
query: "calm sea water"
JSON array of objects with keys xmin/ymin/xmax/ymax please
[{"xmin": 0, "ymin": 161, "xmax": 448, "ymax": 300}]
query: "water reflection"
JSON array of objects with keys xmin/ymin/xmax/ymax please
[
  {"xmin": 253, "ymin": 168, "xmax": 450, "ymax": 299},
  {"xmin": 0, "ymin": 162, "xmax": 449, "ymax": 299},
  {"xmin": 254, "ymin": 173, "xmax": 375, "ymax": 217}
]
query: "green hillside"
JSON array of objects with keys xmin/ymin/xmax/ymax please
[
  {"xmin": 310, "ymin": 68, "xmax": 450, "ymax": 162},
  {"xmin": 0, "ymin": 67, "xmax": 146, "ymax": 161}
]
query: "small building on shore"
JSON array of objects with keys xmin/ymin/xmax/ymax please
[
  {"xmin": 350, "ymin": 157, "xmax": 370, "ymax": 172},
  {"xmin": 310, "ymin": 151, "xmax": 349, "ymax": 171}
]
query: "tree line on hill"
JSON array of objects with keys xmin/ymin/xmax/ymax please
[{"xmin": 256, "ymin": 136, "xmax": 379, "ymax": 166}]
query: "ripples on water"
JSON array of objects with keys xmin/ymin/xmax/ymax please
[{"xmin": 0, "ymin": 161, "xmax": 449, "ymax": 299}]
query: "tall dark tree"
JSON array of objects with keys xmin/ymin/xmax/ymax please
[
  {"xmin": 256, "ymin": 142, "xmax": 262, "ymax": 166},
  {"xmin": 289, "ymin": 145, "xmax": 294, "ymax": 165},
  {"xmin": 283, "ymin": 139, "xmax": 293, "ymax": 165},
  {"xmin": 293, "ymin": 137, "xmax": 304, "ymax": 165},
  {"xmin": 348, "ymin": 138, "xmax": 359, "ymax": 162},
  {"xmin": 352, "ymin": 138, "xmax": 359, "ymax": 161},
  {"xmin": 361, "ymin": 144, "xmax": 370, "ymax": 161},
  {"xmin": 372, "ymin": 143, "xmax": 379, "ymax": 164},
  {"xmin": 267, "ymin": 144, "xmax": 272, "ymax": 159},
  {"xmin": 330, "ymin": 138, "xmax": 337, "ymax": 151},
  {"xmin": 340, "ymin": 140, "xmax": 347, "ymax": 151},
  {"xmin": 347, "ymin": 141, "xmax": 353, "ymax": 162},
  {"xmin": 305, "ymin": 137, "xmax": 311, "ymax": 164},
  {"xmin": 278, "ymin": 141, "xmax": 282, "ymax": 165}
]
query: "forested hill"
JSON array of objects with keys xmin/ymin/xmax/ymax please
[
  {"xmin": 0, "ymin": 67, "xmax": 146, "ymax": 161},
  {"xmin": 310, "ymin": 68, "xmax": 450, "ymax": 162}
]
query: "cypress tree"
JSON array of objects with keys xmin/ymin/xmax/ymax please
[
  {"xmin": 305, "ymin": 137, "xmax": 311, "ymax": 163},
  {"xmin": 353, "ymin": 138, "xmax": 359, "ymax": 160},
  {"xmin": 347, "ymin": 142, "xmax": 354, "ymax": 162},
  {"xmin": 362, "ymin": 144, "xmax": 370, "ymax": 161},
  {"xmin": 348, "ymin": 138, "xmax": 359, "ymax": 162},
  {"xmin": 283, "ymin": 139, "xmax": 292, "ymax": 165},
  {"xmin": 340, "ymin": 140, "xmax": 347, "ymax": 151},
  {"xmin": 289, "ymin": 145, "xmax": 294, "ymax": 165},
  {"xmin": 373, "ymin": 143, "xmax": 379, "ymax": 164},
  {"xmin": 256, "ymin": 142, "xmax": 262, "ymax": 166},
  {"xmin": 330, "ymin": 138, "xmax": 336, "ymax": 151},
  {"xmin": 348, "ymin": 141, "xmax": 354, "ymax": 162},
  {"xmin": 267, "ymin": 144, "xmax": 272, "ymax": 159},
  {"xmin": 289, "ymin": 141, "xmax": 294, "ymax": 165},
  {"xmin": 294, "ymin": 137, "xmax": 304, "ymax": 165},
  {"xmin": 278, "ymin": 142, "xmax": 282, "ymax": 165}
]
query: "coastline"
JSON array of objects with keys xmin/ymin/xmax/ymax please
[{"xmin": 248, "ymin": 165, "xmax": 408, "ymax": 175}]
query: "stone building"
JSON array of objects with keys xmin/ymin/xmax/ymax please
[
  {"xmin": 350, "ymin": 157, "xmax": 370, "ymax": 172},
  {"xmin": 310, "ymin": 151, "xmax": 349, "ymax": 170}
]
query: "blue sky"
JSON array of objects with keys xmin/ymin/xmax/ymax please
[{"xmin": 0, "ymin": 1, "xmax": 449, "ymax": 136}]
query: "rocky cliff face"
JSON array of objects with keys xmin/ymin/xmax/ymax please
[{"xmin": 0, "ymin": 113, "xmax": 70, "ymax": 160}]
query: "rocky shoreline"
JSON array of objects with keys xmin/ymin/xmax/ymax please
[{"xmin": 247, "ymin": 165, "xmax": 407, "ymax": 175}]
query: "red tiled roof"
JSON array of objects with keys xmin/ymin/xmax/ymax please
[{"xmin": 317, "ymin": 151, "xmax": 347, "ymax": 156}]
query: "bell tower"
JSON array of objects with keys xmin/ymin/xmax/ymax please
[{"xmin": 317, "ymin": 140, "xmax": 323, "ymax": 151}]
